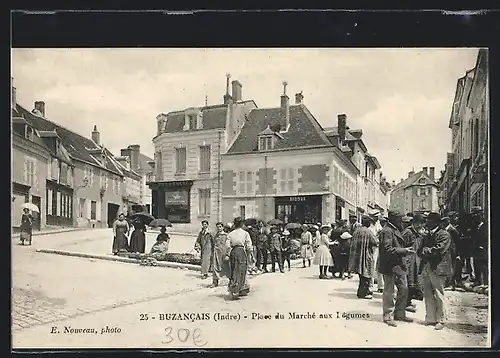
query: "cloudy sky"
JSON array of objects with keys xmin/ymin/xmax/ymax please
[{"xmin": 11, "ymin": 48, "xmax": 479, "ymax": 182}]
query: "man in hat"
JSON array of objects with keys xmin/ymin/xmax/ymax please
[
  {"xmin": 402, "ymin": 213, "xmax": 426, "ymax": 312},
  {"xmin": 268, "ymin": 226, "xmax": 284, "ymax": 273},
  {"xmin": 379, "ymin": 210, "xmax": 415, "ymax": 327},
  {"xmin": 255, "ymin": 220, "xmax": 270, "ymax": 273},
  {"xmin": 417, "ymin": 212, "xmax": 453, "ymax": 330},
  {"xmin": 348, "ymin": 214, "xmax": 361, "ymax": 236},
  {"xmin": 368, "ymin": 209, "xmax": 384, "ymax": 293},
  {"xmin": 349, "ymin": 215, "xmax": 379, "ymax": 299},
  {"xmin": 470, "ymin": 206, "xmax": 487, "ymax": 287},
  {"xmin": 401, "ymin": 216, "xmax": 413, "ymax": 231},
  {"xmin": 440, "ymin": 216, "xmax": 460, "ymax": 290}
]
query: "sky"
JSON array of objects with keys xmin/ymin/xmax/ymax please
[{"xmin": 11, "ymin": 48, "xmax": 479, "ymax": 183}]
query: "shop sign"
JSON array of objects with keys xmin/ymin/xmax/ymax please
[
  {"xmin": 165, "ymin": 189, "xmax": 189, "ymax": 205},
  {"xmin": 278, "ymin": 196, "xmax": 306, "ymax": 202}
]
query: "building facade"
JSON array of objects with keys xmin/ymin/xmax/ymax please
[
  {"xmin": 221, "ymin": 86, "xmax": 389, "ymax": 225},
  {"xmin": 148, "ymin": 76, "xmax": 257, "ymax": 231},
  {"xmin": 115, "ymin": 154, "xmax": 143, "ymax": 214},
  {"xmin": 389, "ymin": 167, "xmax": 439, "ymax": 214},
  {"xmin": 443, "ymin": 49, "xmax": 489, "ymax": 219}
]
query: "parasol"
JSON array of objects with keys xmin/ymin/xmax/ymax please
[
  {"xmin": 149, "ymin": 218, "xmax": 173, "ymax": 228},
  {"xmin": 129, "ymin": 212, "xmax": 155, "ymax": 225},
  {"xmin": 21, "ymin": 202, "xmax": 39, "ymax": 213},
  {"xmin": 285, "ymin": 222, "xmax": 302, "ymax": 230},
  {"xmin": 267, "ymin": 218, "xmax": 283, "ymax": 226}
]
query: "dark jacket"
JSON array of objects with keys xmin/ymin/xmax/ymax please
[
  {"xmin": 417, "ymin": 227, "xmax": 453, "ymax": 277},
  {"xmin": 256, "ymin": 227, "xmax": 269, "ymax": 249},
  {"xmin": 471, "ymin": 222, "xmax": 487, "ymax": 260},
  {"xmin": 445, "ymin": 224, "xmax": 460, "ymax": 259},
  {"xmin": 268, "ymin": 233, "xmax": 282, "ymax": 251},
  {"xmin": 378, "ymin": 222, "xmax": 409, "ymax": 276}
]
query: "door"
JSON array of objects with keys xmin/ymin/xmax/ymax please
[
  {"xmin": 107, "ymin": 203, "xmax": 120, "ymax": 228},
  {"xmin": 31, "ymin": 195, "xmax": 41, "ymax": 231}
]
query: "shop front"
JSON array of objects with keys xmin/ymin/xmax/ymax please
[
  {"xmin": 274, "ymin": 195, "xmax": 322, "ymax": 224},
  {"xmin": 46, "ymin": 180, "xmax": 74, "ymax": 227},
  {"xmin": 150, "ymin": 180, "xmax": 193, "ymax": 223}
]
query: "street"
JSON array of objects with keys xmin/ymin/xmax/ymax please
[{"xmin": 12, "ymin": 229, "xmax": 488, "ymax": 349}]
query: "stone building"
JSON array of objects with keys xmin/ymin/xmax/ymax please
[
  {"xmin": 148, "ymin": 75, "xmax": 257, "ymax": 231},
  {"xmin": 389, "ymin": 167, "xmax": 439, "ymax": 214}
]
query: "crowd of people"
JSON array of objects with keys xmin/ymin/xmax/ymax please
[{"xmin": 193, "ymin": 206, "xmax": 488, "ymax": 326}]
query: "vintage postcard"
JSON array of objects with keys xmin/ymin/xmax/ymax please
[{"xmin": 11, "ymin": 48, "xmax": 490, "ymax": 349}]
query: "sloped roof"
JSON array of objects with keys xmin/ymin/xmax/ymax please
[
  {"xmin": 392, "ymin": 170, "xmax": 438, "ymax": 191},
  {"xmin": 227, "ymin": 104, "xmax": 332, "ymax": 154},
  {"xmin": 15, "ymin": 104, "xmax": 123, "ymax": 175},
  {"xmin": 138, "ymin": 153, "xmax": 154, "ymax": 172},
  {"xmin": 323, "ymin": 126, "xmax": 358, "ymax": 141},
  {"xmin": 163, "ymin": 100, "xmax": 256, "ymax": 133}
]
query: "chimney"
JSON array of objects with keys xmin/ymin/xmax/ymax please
[
  {"xmin": 11, "ymin": 77, "xmax": 16, "ymax": 108},
  {"xmin": 223, "ymin": 74, "xmax": 233, "ymax": 105},
  {"xmin": 280, "ymin": 81, "xmax": 290, "ymax": 130},
  {"xmin": 408, "ymin": 170, "xmax": 415, "ymax": 178},
  {"xmin": 422, "ymin": 167, "xmax": 428, "ymax": 176},
  {"xmin": 295, "ymin": 91, "xmax": 304, "ymax": 104},
  {"xmin": 338, "ymin": 114, "xmax": 347, "ymax": 143},
  {"xmin": 34, "ymin": 101, "xmax": 45, "ymax": 117},
  {"xmin": 231, "ymin": 80, "xmax": 242, "ymax": 102},
  {"xmin": 92, "ymin": 125, "xmax": 100, "ymax": 145},
  {"xmin": 429, "ymin": 167, "xmax": 435, "ymax": 181},
  {"xmin": 129, "ymin": 144, "xmax": 140, "ymax": 171},
  {"xmin": 391, "ymin": 180, "xmax": 396, "ymax": 186}
]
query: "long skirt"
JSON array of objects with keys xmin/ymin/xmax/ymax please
[
  {"xmin": 301, "ymin": 244, "xmax": 314, "ymax": 259},
  {"xmin": 228, "ymin": 247, "xmax": 250, "ymax": 295},
  {"xmin": 313, "ymin": 245, "xmax": 334, "ymax": 266},
  {"xmin": 112, "ymin": 231, "xmax": 129, "ymax": 253},
  {"xmin": 129, "ymin": 229, "xmax": 146, "ymax": 253}
]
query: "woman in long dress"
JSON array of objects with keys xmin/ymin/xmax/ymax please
[
  {"xmin": 211, "ymin": 222, "xmax": 228, "ymax": 287},
  {"xmin": 20, "ymin": 208, "xmax": 33, "ymax": 246},
  {"xmin": 112, "ymin": 213, "xmax": 130, "ymax": 254},
  {"xmin": 300, "ymin": 224, "xmax": 314, "ymax": 267},
  {"xmin": 226, "ymin": 217, "xmax": 253, "ymax": 300},
  {"xmin": 313, "ymin": 225, "xmax": 334, "ymax": 279},
  {"xmin": 129, "ymin": 220, "xmax": 146, "ymax": 253}
]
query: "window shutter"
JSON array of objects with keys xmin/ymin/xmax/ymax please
[
  {"xmin": 34, "ymin": 162, "xmax": 38, "ymax": 189},
  {"xmin": 86, "ymin": 199, "xmax": 91, "ymax": 219},
  {"xmin": 96, "ymin": 200, "xmax": 101, "ymax": 221}
]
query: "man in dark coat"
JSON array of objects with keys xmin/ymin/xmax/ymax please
[
  {"xmin": 470, "ymin": 206, "xmax": 487, "ymax": 287},
  {"xmin": 401, "ymin": 213, "xmax": 425, "ymax": 312},
  {"xmin": 348, "ymin": 214, "xmax": 361, "ymax": 235},
  {"xmin": 255, "ymin": 221, "xmax": 269, "ymax": 273},
  {"xmin": 417, "ymin": 212, "xmax": 453, "ymax": 330},
  {"xmin": 268, "ymin": 226, "xmax": 284, "ymax": 273},
  {"xmin": 379, "ymin": 211, "xmax": 415, "ymax": 327},
  {"xmin": 441, "ymin": 215, "xmax": 461, "ymax": 290}
]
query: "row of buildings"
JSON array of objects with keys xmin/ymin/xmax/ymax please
[
  {"xmin": 11, "ymin": 79, "xmax": 154, "ymax": 232},
  {"xmin": 148, "ymin": 75, "xmax": 392, "ymax": 231},
  {"xmin": 438, "ymin": 49, "xmax": 489, "ymax": 220}
]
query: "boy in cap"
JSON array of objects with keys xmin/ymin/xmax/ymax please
[
  {"xmin": 417, "ymin": 212, "xmax": 453, "ymax": 330},
  {"xmin": 281, "ymin": 229, "xmax": 292, "ymax": 271}
]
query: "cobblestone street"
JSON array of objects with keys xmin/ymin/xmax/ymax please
[{"xmin": 12, "ymin": 230, "xmax": 489, "ymax": 349}]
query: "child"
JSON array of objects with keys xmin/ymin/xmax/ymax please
[
  {"xmin": 337, "ymin": 231, "xmax": 352, "ymax": 280},
  {"xmin": 281, "ymin": 230, "xmax": 292, "ymax": 271}
]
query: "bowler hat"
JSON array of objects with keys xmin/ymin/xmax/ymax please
[
  {"xmin": 388, "ymin": 210, "xmax": 402, "ymax": 218},
  {"xmin": 368, "ymin": 209, "xmax": 380, "ymax": 216},
  {"xmin": 401, "ymin": 216, "xmax": 413, "ymax": 223},
  {"xmin": 413, "ymin": 213, "xmax": 425, "ymax": 223},
  {"xmin": 427, "ymin": 212, "xmax": 441, "ymax": 222},
  {"xmin": 471, "ymin": 206, "xmax": 483, "ymax": 214}
]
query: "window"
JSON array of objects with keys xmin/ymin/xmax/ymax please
[
  {"xmin": 79, "ymin": 198, "xmax": 85, "ymax": 218},
  {"xmin": 199, "ymin": 145, "xmax": 211, "ymax": 173},
  {"xmin": 279, "ymin": 168, "xmax": 295, "ymax": 193},
  {"xmin": 25, "ymin": 126, "xmax": 34, "ymax": 141},
  {"xmin": 90, "ymin": 201, "xmax": 97, "ymax": 220},
  {"xmin": 259, "ymin": 136, "xmax": 273, "ymax": 151},
  {"xmin": 240, "ymin": 205, "xmax": 246, "ymax": 219},
  {"xmin": 175, "ymin": 148, "xmax": 187, "ymax": 174},
  {"xmin": 473, "ymin": 118, "xmax": 480, "ymax": 159},
  {"xmin": 47, "ymin": 189, "xmax": 53, "ymax": 215},
  {"xmin": 84, "ymin": 165, "xmax": 94, "ymax": 186},
  {"xmin": 57, "ymin": 192, "xmax": 61, "ymax": 216},
  {"xmin": 419, "ymin": 187, "xmax": 427, "ymax": 196},
  {"xmin": 199, "ymin": 189, "xmax": 211, "ymax": 216},
  {"xmin": 189, "ymin": 115, "xmax": 197, "ymax": 130},
  {"xmin": 238, "ymin": 171, "xmax": 254, "ymax": 195},
  {"xmin": 24, "ymin": 159, "xmax": 36, "ymax": 186}
]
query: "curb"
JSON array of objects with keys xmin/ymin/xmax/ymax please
[
  {"xmin": 12, "ymin": 227, "xmax": 101, "ymax": 239},
  {"xmin": 36, "ymin": 249, "xmax": 201, "ymax": 272}
]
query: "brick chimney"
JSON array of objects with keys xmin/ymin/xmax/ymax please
[
  {"xmin": 295, "ymin": 91, "xmax": 304, "ymax": 104},
  {"xmin": 34, "ymin": 101, "xmax": 45, "ymax": 117},
  {"xmin": 280, "ymin": 81, "xmax": 290, "ymax": 130},
  {"xmin": 408, "ymin": 170, "xmax": 415, "ymax": 178},
  {"xmin": 223, "ymin": 74, "xmax": 233, "ymax": 105},
  {"xmin": 92, "ymin": 125, "xmax": 100, "ymax": 145},
  {"xmin": 129, "ymin": 144, "xmax": 140, "ymax": 171},
  {"xmin": 11, "ymin": 77, "xmax": 16, "ymax": 108},
  {"xmin": 338, "ymin": 114, "xmax": 347, "ymax": 143},
  {"xmin": 231, "ymin": 80, "xmax": 242, "ymax": 102},
  {"xmin": 422, "ymin": 167, "xmax": 428, "ymax": 176},
  {"xmin": 429, "ymin": 167, "xmax": 435, "ymax": 181}
]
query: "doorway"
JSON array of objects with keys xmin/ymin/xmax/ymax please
[
  {"xmin": 31, "ymin": 195, "xmax": 41, "ymax": 231},
  {"xmin": 107, "ymin": 203, "xmax": 120, "ymax": 228}
]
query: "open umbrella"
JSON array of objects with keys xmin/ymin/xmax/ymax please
[
  {"xmin": 149, "ymin": 218, "xmax": 173, "ymax": 228},
  {"xmin": 285, "ymin": 222, "xmax": 302, "ymax": 230},
  {"xmin": 267, "ymin": 218, "xmax": 283, "ymax": 226},
  {"xmin": 244, "ymin": 218, "xmax": 259, "ymax": 226},
  {"xmin": 129, "ymin": 212, "xmax": 155, "ymax": 225},
  {"xmin": 21, "ymin": 202, "xmax": 39, "ymax": 213}
]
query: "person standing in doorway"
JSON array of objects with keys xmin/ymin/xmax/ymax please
[
  {"xmin": 379, "ymin": 211, "xmax": 415, "ymax": 327},
  {"xmin": 417, "ymin": 212, "xmax": 453, "ymax": 330},
  {"xmin": 195, "ymin": 220, "xmax": 213, "ymax": 279},
  {"xmin": 268, "ymin": 226, "xmax": 284, "ymax": 273},
  {"xmin": 368, "ymin": 209, "xmax": 384, "ymax": 293}
]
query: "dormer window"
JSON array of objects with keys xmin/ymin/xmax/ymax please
[
  {"xmin": 184, "ymin": 108, "xmax": 203, "ymax": 131},
  {"xmin": 25, "ymin": 126, "xmax": 34, "ymax": 141},
  {"xmin": 188, "ymin": 114, "xmax": 197, "ymax": 130},
  {"xmin": 419, "ymin": 178, "xmax": 426, "ymax": 184},
  {"xmin": 259, "ymin": 136, "xmax": 273, "ymax": 151}
]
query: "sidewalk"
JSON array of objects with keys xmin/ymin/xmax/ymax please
[{"xmin": 12, "ymin": 226, "xmax": 95, "ymax": 239}]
